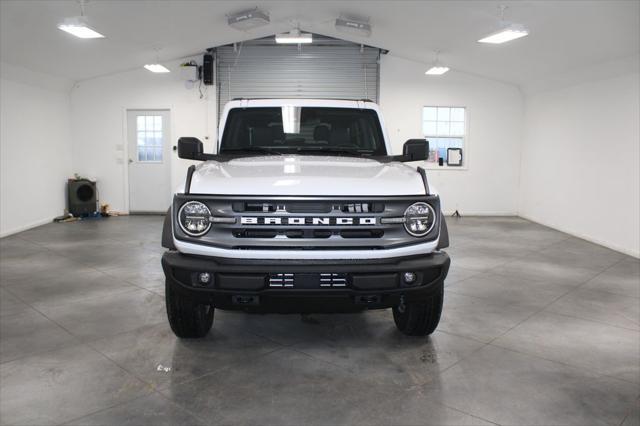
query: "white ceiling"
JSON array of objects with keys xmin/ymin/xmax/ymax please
[{"xmin": 1, "ymin": 0, "xmax": 638, "ymax": 91}]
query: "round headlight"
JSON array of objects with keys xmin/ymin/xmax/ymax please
[
  {"xmin": 178, "ymin": 201, "xmax": 211, "ymax": 237},
  {"xmin": 404, "ymin": 202, "xmax": 436, "ymax": 237}
]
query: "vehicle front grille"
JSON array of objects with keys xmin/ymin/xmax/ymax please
[
  {"xmin": 231, "ymin": 229, "xmax": 383, "ymax": 239},
  {"xmin": 173, "ymin": 195, "xmax": 440, "ymax": 251}
]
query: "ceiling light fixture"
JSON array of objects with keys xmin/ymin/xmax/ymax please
[
  {"xmin": 275, "ymin": 28, "xmax": 312, "ymax": 44},
  {"xmin": 425, "ymin": 66, "xmax": 450, "ymax": 75},
  {"xmin": 144, "ymin": 64, "xmax": 171, "ymax": 73},
  {"xmin": 144, "ymin": 48, "xmax": 170, "ymax": 73},
  {"xmin": 227, "ymin": 7, "xmax": 270, "ymax": 31},
  {"xmin": 478, "ymin": 24, "xmax": 528, "ymax": 44},
  {"xmin": 425, "ymin": 51, "xmax": 449, "ymax": 76},
  {"xmin": 335, "ymin": 16, "xmax": 372, "ymax": 37},
  {"xmin": 57, "ymin": 0, "xmax": 104, "ymax": 39},
  {"xmin": 478, "ymin": 5, "xmax": 529, "ymax": 44}
]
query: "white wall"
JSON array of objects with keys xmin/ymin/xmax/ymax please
[
  {"xmin": 519, "ymin": 72, "xmax": 640, "ymax": 257},
  {"xmin": 70, "ymin": 59, "xmax": 214, "ymax": 213},
  {"xmin": 379, "ymin": 54, "xmax": 524, "ymax": 215},
  {"xmin": 0, "ymin": 67, "xmax": 73, "ymax": 237},
  {"xmin": 70, "ymin": 54, "xmax": 524, "ymax": 216}
]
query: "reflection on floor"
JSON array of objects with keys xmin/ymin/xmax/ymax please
[{"xmin": 1, "ymin": 216, "xmax": 638, "ymax": 425}]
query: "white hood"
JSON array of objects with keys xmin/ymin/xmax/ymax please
[{"xmin": 188, "ymin": 155, "xmax": 426, "ymax": 196}]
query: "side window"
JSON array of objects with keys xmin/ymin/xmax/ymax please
[{"xmin": 422, "ymin": 106, "xmax": 465, "ymax": 166}]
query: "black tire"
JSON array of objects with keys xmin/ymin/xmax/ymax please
[
  {"xmin": 165, "ymin": 280, "xmax": 214, "ymax": 338},
  {"xmin": 393, "ymin": 282, "xmax": 444, "ymax": 336}
]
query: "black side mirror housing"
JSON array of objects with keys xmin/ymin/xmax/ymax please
[
  {"xmin": 178, "ymin": 137, "xmax": 204, "ymax": 160},
  {"xmin": 402, "ymin": 139, "xmax": 429, "ymax": 161}
]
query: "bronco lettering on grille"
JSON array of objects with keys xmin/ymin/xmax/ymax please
[{"xmin": 240, "ymin": 217, "xmax": 377, "ymax": 226}]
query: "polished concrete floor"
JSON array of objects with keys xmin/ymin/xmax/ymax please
[{"xmin": 0, "ymin": 216, "xmax": 638, "ymax": 426}]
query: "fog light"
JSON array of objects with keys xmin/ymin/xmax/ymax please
[
  {"xmin": 403, "ymin": 272, "xmax": 417, "ymax": 284},
  {"xmin": 198, "ymin": 272, "xmax": 211, "ymax": 284}
]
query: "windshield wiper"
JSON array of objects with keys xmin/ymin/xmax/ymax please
[{"xmin": 221, "ymin": 147, "xmax": 284, "ymax": 156}]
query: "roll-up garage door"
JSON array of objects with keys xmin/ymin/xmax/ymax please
[{"xmin": 215, "ymin": 35, "xmax": 381, "ymax": 118}]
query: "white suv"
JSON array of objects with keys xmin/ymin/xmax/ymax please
[{"xmin": 161, "ymin": 99, "xmax": 450, "ymax": 338}]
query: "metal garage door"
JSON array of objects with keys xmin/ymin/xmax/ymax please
[{"xmin": 215, "ymin": 35, "xmax": 381, "ymax": 118}]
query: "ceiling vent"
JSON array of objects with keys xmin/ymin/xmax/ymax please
[
  {"xmin": 335, "ymin": 16, "xmax": 372, "ymax": 37},
  {"xmin": 227, "ymin": 8, "xmax": 270, "ymax": 31}
]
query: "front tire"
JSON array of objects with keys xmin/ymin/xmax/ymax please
[
  {"xmin": 393, "ymin": 282, "xmax": 444, "ymax": 336},
  {"xmin": 165, "ymin": 280, "xmax": 214, "ymax": 338}
]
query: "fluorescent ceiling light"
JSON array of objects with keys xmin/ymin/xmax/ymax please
[
  {"xmin": 425, "ymin": 66, "xmax": 449, "ymax": 75},
  {"xmin": 144, "ymin": 64, "xmax": 170, "ymax": 73},
  {"xmin": 478, "ymin": 24, "xmax": 528, "ymax": 44},
  {"xmin": 275, "ymin": 29, "xmax": 312, "ymax": 44},
  {"xmin": 58, "ymin": 16, "xmax": 104, "ymax": 39},
  {"xmin": 227, "ymin": 8, "xmax": 270, "ymax": 30}
]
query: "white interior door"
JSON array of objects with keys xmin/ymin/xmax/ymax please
[{"xmin": 127, "ymin": 110, "xmax": 171, "ymax": 213}]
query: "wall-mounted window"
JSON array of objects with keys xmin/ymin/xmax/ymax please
[
  {"xmin": 136, "ymin": 115, "xmax": 164, "ymax": 162},
  {"xmin": 422, "ymin": 106, "xmax": 465, "ymax": 167}
]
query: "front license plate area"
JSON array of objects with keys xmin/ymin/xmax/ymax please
[{"xmin": 294, "ymin": 273, "xmax": 322, "ymax": 289}]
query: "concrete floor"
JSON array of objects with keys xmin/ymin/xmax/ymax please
[{"xmin": 0, "ymin": 216, "xmax": 638, "ymax": 426}]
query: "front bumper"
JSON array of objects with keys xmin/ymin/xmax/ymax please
[{"xmin": 162, "ymin": 251, "xmax": 450, "ymax": 314}]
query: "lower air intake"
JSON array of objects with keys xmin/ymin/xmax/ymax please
[
  {"xmin": 320, "ymin": 273, "xmax": 347, "ymax": 287},
  {"xmin": 268, "ymin": 273, "xmax": 294, "ymax": 288},
  {"xmin": 267, "ymin": 273, "xmax": 348, "ymax": 288}
]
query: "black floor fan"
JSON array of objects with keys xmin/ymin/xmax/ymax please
[{"xmin": 67, "ymin": 179, "xmax": 97, "ymax": 217}]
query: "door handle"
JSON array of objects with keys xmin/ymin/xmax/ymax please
[{"xmin": 128, "ymin": 159, "xmax": 134, "ymax": 164}]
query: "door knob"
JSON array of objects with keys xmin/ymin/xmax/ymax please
[{"xmin": 128, "ymin": 159, "xmax": 133, "ymax": 164}]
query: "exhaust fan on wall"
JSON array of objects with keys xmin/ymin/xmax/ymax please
[{"xmin": 227, "ymin": 8, "xmax": 270, "ymax": 31}]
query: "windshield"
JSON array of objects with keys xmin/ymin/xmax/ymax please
[{"xmin": 219, "ymin": 107, "xmax": 387, "ymax": 156}]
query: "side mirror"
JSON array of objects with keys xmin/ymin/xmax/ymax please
[
  {"xmin": 402, "ymin": 139, "xmax": 429, "ymax": 161},
  {"xmin": 178, "ymin": 137, "xmax": 204, "ymax": 160}
]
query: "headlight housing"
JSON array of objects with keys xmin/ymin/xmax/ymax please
[
  {"xmin": 404, "ymin": 202, "xmax": 436, "ymax": 237},
  {"xmin": 178, "ymin": 201, "xmax": 211, "ymax": 236}
]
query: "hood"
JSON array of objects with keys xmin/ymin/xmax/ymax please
[{"xmin": 188, "ymin": 155, "xmax": 426, "ymax": 196}]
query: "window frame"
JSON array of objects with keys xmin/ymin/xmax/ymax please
[
  {"xmin": 135, "ymin": 114, "xmax": 165, "ymax": 164},
  {"xmin": 421, "ymin": 105, "xmax": 468, "ymax": 170}
]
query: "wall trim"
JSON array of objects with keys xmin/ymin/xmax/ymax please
[
  {"xmin": 519, "ymin": 212, "xmax": 640, "ymax": 259},
  {"xmin": 0, "ymin": 217, "xmax": 54, "ymax": 238}
]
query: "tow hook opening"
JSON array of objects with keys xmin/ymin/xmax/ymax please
[
  {"xmin": 355, "ymin": 295, "xmax": 381, "ymax": 305},
  {"xmin": 232, "ymin": 295, "xmax": 259, "ymax": 305},
  {"xmin": 398, "ymin": 295, "xmax": 406, "ymax": 313}
]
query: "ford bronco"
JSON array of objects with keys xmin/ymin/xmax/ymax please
[{"xmin": 161, "ymin": 99, "xmax": 450, "ymax": 338}]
